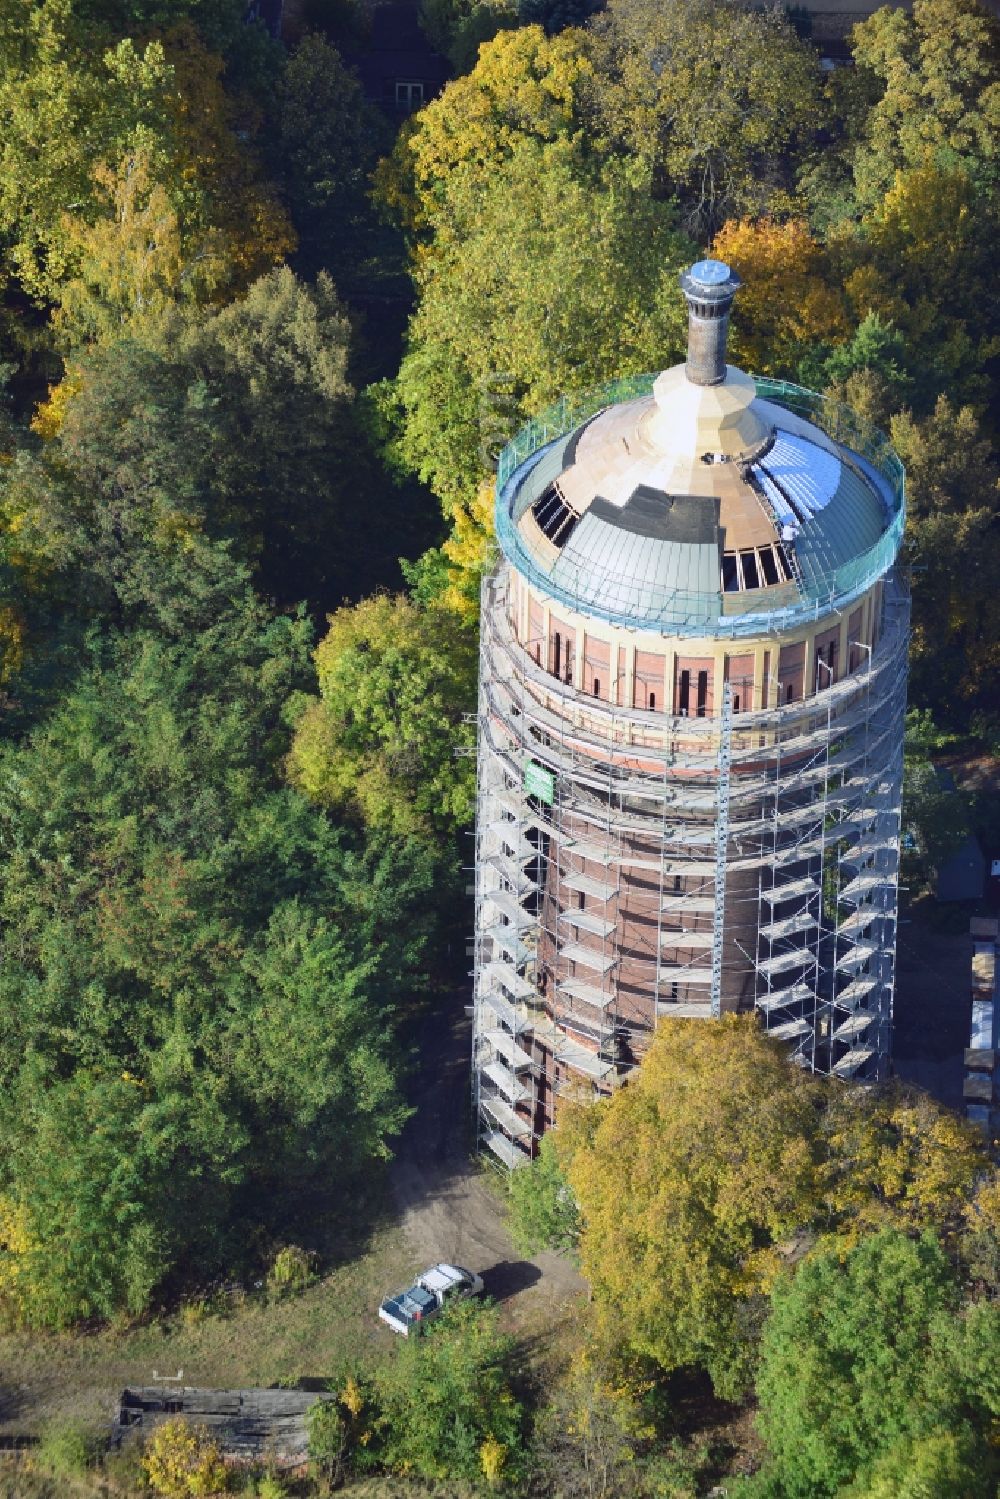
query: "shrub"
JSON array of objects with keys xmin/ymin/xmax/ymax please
[
  {"xmin": 265, "ymin": 1245, "xmax": 318, "ymax": 1300},
  {"xmin": 252, "ymin": 1475, "xmax": 289, "ymax": 1499},
  {"xmin": 373, "ymin": 1301, "xmax": 523, "ymax": 1483},
  {"xmin": 307, "ymin": 1375, "xmax": 373, "ymax": 1487},
  {"xmin": 507, "ymin": 1133, "xmax": 580, "ymax": 1256},
  {"xmin": 142, "ymin": 1418, "xmax": 228, "ymax": 1498},
  {"xmin": 36, "ymin": 1420, "xmax": 97, "ymax": 1478}
]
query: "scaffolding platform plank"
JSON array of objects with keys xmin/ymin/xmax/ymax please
[
  {"xmin": 833, "ymin": 1046, "xmax": 875, "ymax": 1078},
  {"xmin": 661, "ymin": 927, "xmax": 714, "ymax": 948},
  {"xmin": 484, "ymin": 888, "xmax": 536, "ymax": 930},
  {"xmin": 757, "ymin": 948, "xmax": 817, "ymax": 977},
  {"xmin": 760, "ymin": 911, "xmax": 816, "ymax": 941},
  {"xmin": 660, "ymin": 963, "xmax": 713, "ymax": 984},
  {"xmin": 834, "ymin": 975, "xmax": 878, "ymax": 1009},
  {"xmin": 486, "ymin": 819, "xmax": 535, "ymax": 856},
  {"xmin": 482, "ymin": 1130, "xmax": 530, "ymax": 1168},
  {"xmin": 756, "ymin": 981, "xmax": 813, "ymax": 1014},
  {"xmin": 653, "ymin": 859, "xmax": 717, "ymax": 876},
  {"xmin": 838, "ymin": 906, "xmax": 880, "ymax": 940},
  {"xmin": 561, "ymin": 870, "xmax": 618, "ymax": 900},
  {"xmin": 481, "ymin": 1059, "xmax": 528, "ymax": 1103},
  {"xmin": 557, "ymin": 978, "xmax": 616, "ymax": 1010},
  {"xmin": 840, "ymin": 871, "xmax": 892, "ymax": 904},
  {"xmin": 480, "ymin": 960, "xmax": 536, "ymax": 1006},
  {"xmin": 761, "ymin": 876, "xmax": 818, "ymax": 904},
  {"xmin": 656, "ymin": 1000, "xmax": 713, "ymax": 1018},
  {"xmin": 661, "ymin": 894, "xmax": 716, "ymax": 913},
  {"xmin": 836, "ymin": 941, "xmax": 878, "ymax": 972},
  {"xmin": 768, "ymin": 1017, "xmax": 813, "ymax": 1042},
  {"xmin": 558, "ymin": 907, "xmax": 617, "ymax": 939},
  {"xmin": 481, "ymin": 1095, "xmax": 531, "ymax": 1138},
  {"xmin": 559, "ymin": 940, "xmax": 616, "ymax": 975},
  {"xmin": 485, "ymin": 1029, "xmax": 534, "ymax": 1070},
  {"xmin": 560, "ymin": 837, "xmax": 615, "ymax": 866},
  {"xmin": 483, "ymin": 847, "xmax": 537, "ymax": 896},
  {"xmin": 833, "ymin": 1011, "xmax": 874, "ymax": 1042},
  {"xmin": 479, "ymin": 989, "xmax": 528, "ymax": 1039},
  {"xmin": 773, "ymin": 837, "xmax": 825, "ymax": 867},
  {"xmin": 483, "ymin": 924, "xmax": 533, "ymax": 964},
  {"xmin": 556, "ymin": 1038, "xmax": 614, "ymax": 1080}
]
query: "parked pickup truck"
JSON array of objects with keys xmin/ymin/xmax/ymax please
[{"xmin": 378, "ymin": 1263, "xmax": 484, "ymax": 1336}]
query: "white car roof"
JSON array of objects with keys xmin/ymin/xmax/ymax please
[{"xmin": 421, "ymin": 1263, "xmax": 467, "ymax": 1292}]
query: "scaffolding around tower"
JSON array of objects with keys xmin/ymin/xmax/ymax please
[{"xmin": 471, "ymin": 558, "xmax": 908, "ymax": 1167}]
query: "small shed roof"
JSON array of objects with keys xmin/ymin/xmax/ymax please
[{"xmin": 114, "ymin": 1387, "xmax": 335, "ymax": 1468}]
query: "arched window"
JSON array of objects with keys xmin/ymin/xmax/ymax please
[
  {"xmin": 593, "ymin": 678, "xmax": 601, "ymax": 697},
  {"xmin": 648, "ymin": 691, "xmax": 656, "ymax": 711}
]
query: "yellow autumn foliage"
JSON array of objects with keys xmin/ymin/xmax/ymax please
[
  {"xmin": 821, "ymin": 1088, "xmax": 990, "ymax": 1245},
  {"xmin": 31, "ymin": 365, "xmax": 85, "ymax": 441},
  {"xmin": 142, "ymin": 1417, "xmax": 227, "ymax": 1498},
  {"xmin": 440, "ymin": 480, "xmax": 496, "ymax": 620},
  {"xmin": 0, "ymin": 1194, "xmax": 35, "ymax": 1308},
  {"xmin": 710, "ymin": 217, "xmax": 849, "ymax": 376},
  {"xmin": 479, "ymin": 1431, "xmax": 507, "ymax": 1486},
  {"xmin": 560, "ymin": 1016, "xmax": 821, "ymax": 1390},
  {"xmin": 387, "ymin": 25, "xmax": 594, "ymax": 242},
  {"xmin": 554, "ymin": 1017, "xmax": 991, "ymax": 1394}
]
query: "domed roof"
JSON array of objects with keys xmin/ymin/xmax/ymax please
[{"xmin": 496, "ymin": 263, "xmax": 904, "ymax": 638}]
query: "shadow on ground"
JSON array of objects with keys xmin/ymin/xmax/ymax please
[{"xmin": 389, "ymin": 995, "xmax": 584, "ymax": 1309}]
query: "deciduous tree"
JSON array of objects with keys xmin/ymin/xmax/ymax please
[
  {"xmin": 753, "ymin": 1230, "xmax": 998, "ymax": 1499},
  {"xmin": 818, "ymin": 1084, "xmax": 989, "ymax": 1244},
  {"xmin": 889, "ymin": 395, "xmax": 1000, "ymax": 711},
  {"xmin": 8, "ymin": 267, "xmax": 382, "ymax": 614},
  {"xmin": 378, "ymin": 25, "xmax": 595, "ymax": 242},
  {"xmin": 851, "ymin": 0, "xmax": 1000, "ymax": 207},
  {"xmin": 0, "ymin": 5, "xmax": 290, "ymax": 312},
  {"xmin": 590, "ymin": 0, "xmax": 820, "ymax": 233},
  {"xmin": 708, "ymin": 219, "xmax": 848, "ymax": 380},
  {"xmin": 287, "ymin": 592, "xmax": 476, "ymax": 841},
  {"xmin": 840, "ymin": 161, "xmax": 1000, "ymax": 412},
  {"xmin": 559, "ymin": 1017, "xmax": 821, "ymax": 1397},
  {"xmin": 277, "ymin": 34, "xmax": 388, "ymax": 282},
  {"xmin": 390, "ymin": 141, "xmax": 691, "ymax": 513}
]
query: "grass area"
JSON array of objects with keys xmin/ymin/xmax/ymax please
[{"xmin": 0, "ymin": 1218, "xmax": 418, "ymax": 1440}]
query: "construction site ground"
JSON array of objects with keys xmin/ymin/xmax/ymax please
[
  {"xmin": 0, "ymin": 891, "xmax": 979, "ymax": 1450},
  {"xmin": 0, "ymin": 995, "xmax": 582, "ymax": 1444}
]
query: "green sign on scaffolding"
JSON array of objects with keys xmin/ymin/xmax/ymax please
[{"xmin": 524, "ymin": 760, "xmax": 555, "ymax": 805}]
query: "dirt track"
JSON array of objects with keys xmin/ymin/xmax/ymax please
[{"xmin": 389, "ymin": 999, "xmax": 585, "ymax": 1319}]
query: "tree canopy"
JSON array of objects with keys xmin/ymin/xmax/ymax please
[
  {"xmin": 287, "ymin": 592, "xmax": 476, "ymax": 842},
  {"xmin": 851, "ymin": 0, "xmax": 1000, "ymax": 207},
  {"xmin": 554, "ymin": 1017, "xmax": 991, "ymax": 1400},
  {"xmin": 387, "ymin": 140, "xmax": 691, "ymax": 515},
  {"xmin": 753, "ymin": 1230, "xmax": 1000, "ymax": 1498},
  {"xmin": 0, "ymin": 588, "xmax": 434, "ymax": 1325},
  {"xmin": 590, "ymin": 0, "xmax": 820, "ymax": 233},
  {"xmin": 558, "ymin": 1017, "xmax": 821, "ymax": 1398}
]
